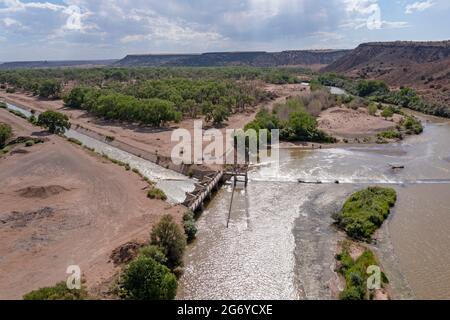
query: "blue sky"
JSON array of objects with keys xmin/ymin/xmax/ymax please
[{"xmin": 0, "ymin": 0, "xmax": 449, "ymax": 61}]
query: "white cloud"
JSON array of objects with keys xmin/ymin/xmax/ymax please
[{"xmin": 405, "ymin": 1, "xmax": 435, "ymax": 14}]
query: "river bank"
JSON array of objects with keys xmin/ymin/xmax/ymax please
[{"xmin": 0, "ymin": 108, "xmax": 185, "ymax": 299}]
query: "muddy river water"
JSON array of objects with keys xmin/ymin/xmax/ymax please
[{"xmin": 179, "ymin": 114, "xmax": 450, "ymax": 300}]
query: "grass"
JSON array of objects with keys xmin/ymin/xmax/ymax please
[
  {"xmin": 336, "ymin": 241, "xmax": 389, "ymax": 300},
  {"xmin": 333, "ymin": 187, "xmax": 397, "ymax": 241}
]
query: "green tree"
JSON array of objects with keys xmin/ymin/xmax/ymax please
[
  {"xmin": 150, "ymin": 214, "xmax": 187, "ymax": 269},
  {"xmin": 121, "ymin": 256, "xmax": 177, "ymax": 300},
  {"xmin": 38, "ymin": 80, "xmax": 62, "ymax": 99},
  {"xmin": 381, "ymin": 107, "xmax": 394, "ymax": 119},
  {"xmin": 38, "ymin": 110, "xmax": 71, "ymax": 134},
  {"xmin": 0, "ymin": 122, "xmax": 13, "ymax": 148}
]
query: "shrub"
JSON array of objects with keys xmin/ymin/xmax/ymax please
[
  {"xmin": 147, "ymin": 188, "xmax": 167, "ymax": 201},
  {"xmin": 38, "ymin": 110, "xmax": 71, "ymax": 134},
  {"xmin": 377, "ymin": 130, "xmax": 402, "ymax": 140},
  {"xmin": 334, "ymin": 187, "xmax": 397, "ymax": 241},
  {"xmin": 25, "ymin": 140, "xmax": 35, "ymax": 147},
  {"xmin": 120, "ymin": 256, "xmax": 177, "ymax": 300},
  {"xmin": 150, "ymin": 215, "xmax": 187, "ymax": 269},
  {"xmin": 0, "ymin": 122, "xmax": 13, "ymax": 148},
  {"xmin": 381, "ymin": 107, "xmax": 395, "ymax": 119},
  {"xmin": 0, "ymin": 102, "xmax": 6, "ymax": 109},
  {"xmin": 6, "ymin": 87, "xmax": 16, "ymax": 94},
  {"xmin": 23, "ymin": 282, "xmax": 89, "ymax": 300},
  {"xmin": 183, "ymin": 210, "xmax": 198, "ymax": 243},
  {"xmin": 139, "ymin": 245, "xmax": 168, "ymax": 266},
  {"xmin": 67, "ymin": 137, "xmax": 83, "ymax": 146}
]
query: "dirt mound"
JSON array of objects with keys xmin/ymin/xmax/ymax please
[
  {"xmin": 0, "ymin": 207, "xmax": 54, "ymax": 229},
  {"xmin": 17, "ymin": 185, "xmax": 70, "ymax": 199},
  {"xmin": 9, "ymin": 149, "xmax": 30, "ymax": 155},
  {"xmin": 110, "ymin": 241, "xmax": 144, "ymax": 266}
]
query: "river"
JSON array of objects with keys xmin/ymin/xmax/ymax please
[
  {"xmin": 179, "ymin": 114, "xmax": 450, "ymax": 300},
  {"xmin": 5, "ymin": 101, "xmax": 450, "ymax": 299}
]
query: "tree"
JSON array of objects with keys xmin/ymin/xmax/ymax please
[
  {"xmin": 150, "ymin": 214, "xmax": 186, "ymax": 269},
  {"xmin": 23, "ymin": 282, "xmax": 89, "ymax": 300},
  {"xmin": 38, "ymin": 110, "xmax": 71, "ymax": 134},
  {"xmin": 212, "ymin": 105, "xmax": 230, "ymax": 125},
  {"xmin": 0, "ymin": 122, "xmax": 13, "ymax": 148},
  {"xmin": 38, "ymin": 80, "xmax": 62, "ymax": 99},
  {"xmin": 121, "ymin": 256, "xmax": 177, "ymax": 300}
]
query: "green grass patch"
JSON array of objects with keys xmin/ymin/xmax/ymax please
[
  {"xmin": 147, "ymin": 188, "xmax": 167, "ymax": 201},
  {"xmin": 336, "ymin": 242, "xmax": 389, "ymax": 300},
  {"xmin": 23, "ymin": 282, "xmax": 90, "ymax": 300},
  {"xmin": 333, "ymin": 187, "xmax": 397, "ymax": 241}
]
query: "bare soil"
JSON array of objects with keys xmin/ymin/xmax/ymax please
[
  {"xmin": 318, "ymin": 106, "xmax": 402, "ymax": 140},
  {"xmin": 0, "ymin": 109, "xmax": 183, "ymax": 300}
]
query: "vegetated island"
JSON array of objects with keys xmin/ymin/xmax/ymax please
[{"xmin": 333, "ymin": 187, "xmax": 397, "ymax": 300}]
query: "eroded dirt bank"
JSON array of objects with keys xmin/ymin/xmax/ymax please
[{"xmin": 0, "ymin": 109, "xmax": 183, "ymax": 299}]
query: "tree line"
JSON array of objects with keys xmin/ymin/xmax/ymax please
[{"xmin": 64, "ymin": 78, "xmax": 268, "ymax": 126}]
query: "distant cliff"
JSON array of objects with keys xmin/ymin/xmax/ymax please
[
  {"xmin": 114, "ymin": 50, "xmax": 351, "ymax": 67},
  {"xmin": 324, "ymin": 41, "xmax": 450, "ymax": 108}
]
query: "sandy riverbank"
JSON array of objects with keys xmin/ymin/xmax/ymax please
[{"xmin": 0, "ymin": 109, "xmax": 183, "ymax": 299}]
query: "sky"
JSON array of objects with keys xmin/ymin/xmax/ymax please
[{"xmin": 0, "ymin": 0, "xmax": 449, "ymax": 61}]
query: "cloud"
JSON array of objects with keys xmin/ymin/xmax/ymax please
[{"xmin": 405, "ymin": 1, "xmax": 435, "ymax": 14}]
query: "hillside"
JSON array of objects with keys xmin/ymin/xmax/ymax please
[
  {"xmin": 324, "ymin": 41, "xmax": 450, "ymax": 107},
  {"xmin": 115, "ymin": 50, "xmax": 350, "ymax": 68}
]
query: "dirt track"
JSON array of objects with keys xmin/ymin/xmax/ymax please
[{"xmin": 0, "ymin": 109, "xmax": 183, "ymax": 299}]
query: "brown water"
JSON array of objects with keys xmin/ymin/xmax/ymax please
[{"xmin": 179, "ymin": 115, "xmax": 450, "ymax": 300}]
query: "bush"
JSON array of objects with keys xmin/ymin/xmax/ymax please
[
  {"xmin": 334, "ymin": 187, "xmax": 397, "ymax": 241},
  {"xmin": 139, "ymin": 245, "xmax": 168, "ymax": 266},
  {"xmin": 23, "ymin": 282, "xmax": 89, "ymax": 300},
  {"xmin": 0, "ymin": 102, "xmax": 6, "ymax": 109},
  {"xmin": 336, "ymin": 243, "xmax": 385, "ymax": 300},
  {"xmin": 377, "ymin": 130, "xmax": 402, "ymax": 140},
  {"xmin": 0, "ymin": 122, "xmax": 13, "ymax": 148},
  {"xmin": 120, "ymin": 256, "xmax": 177, "ymax": 300},
  {"xmin": 6, "ymin": 87, "xmax": 16, "ymax": 93},
  {"xmin": 150, "ymin": 215, "xmax": 187, "ymax": 269},
  {"xmin": 381, "ymin": 107, "xmax": 395, "ymax": 119},
  {"xmin": 147, "ymin": 188, "xmax": 167, "ymax": 201},
  {"xmin": 25, "ymin": 140, "xmax": 34, "ymax": 147},
  {"xmin": 402, "ymin": 116, "xmax": 423, "ymax": 135},
  {"xmin": 38, "ymin": 110, "xmax": 71, "ymax": 134}
]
